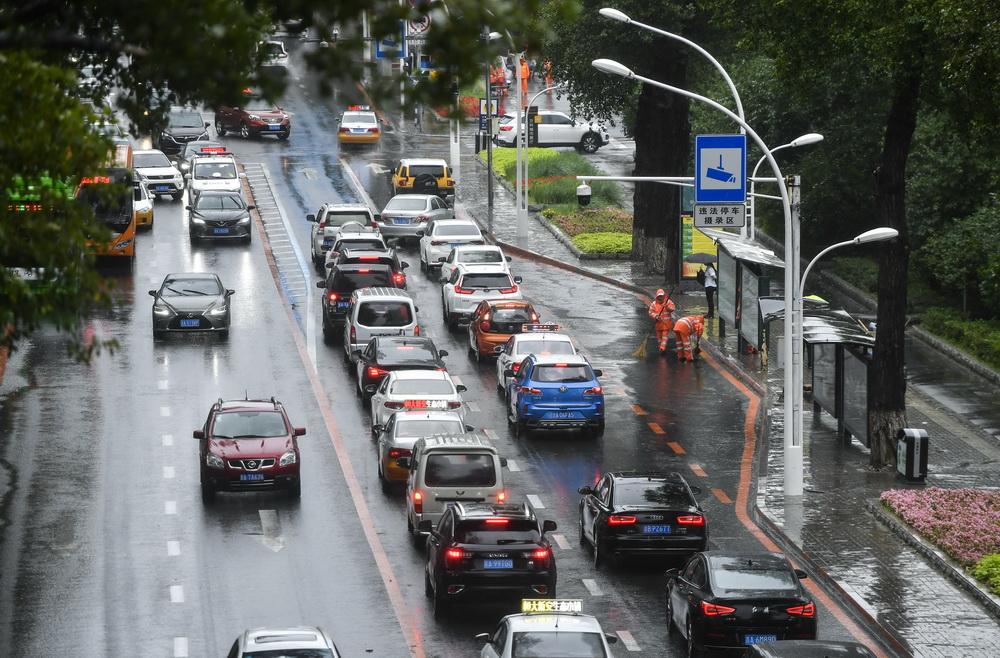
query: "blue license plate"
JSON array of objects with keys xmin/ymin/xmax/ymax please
[
  {"xmin": 642, "ymin": 524, "xmax": 672, "ymax": 534},
  {"xmin": 154, "ymin": 184, "xmax": 170, "ymax": 191},
  {"xmin": 544, "ymin": 411, "xmax": 582, "ymax": 420},
  {"xmin": 393, "ymin": 218, "xmax": 409, "ymax": 225},
  {"xmin": 351, "ymin": 128, "xmax": 366, "ymax": 133},
  {"xmin": 180, "ymin": 319, "xmax": 200, "ymax": 328},
  {"xmin": 744, "ymin": 634, "xmax": 778, "ymax": 646},
  {"xmin": 322, "ymin": 238, "xmax": 334, "ymax": 248},
  {"xmin": 213, "ymin": 227, "xmax": 230, "ymax": 235},
  {"xmin": 483, "ymin": 559, "xmax": 514, "ymax": 569},
  {"xmin": 267, "ymin": 124, "xmax": 280, "ymax": 130},
  {"xmin": 336, "ymin": 300, "xmax": 350, "ymax": 309},
  {"xmin": 239, "ymin": 473, "xmax": 266, "ymax": 482}
]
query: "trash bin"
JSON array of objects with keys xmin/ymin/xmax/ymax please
[{"xmin": 896, "ymin": 428, "xmax": 928, "ymax": 483}]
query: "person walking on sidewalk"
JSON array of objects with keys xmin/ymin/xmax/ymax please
[
  {"xmin": 648, "ymin": 288, "xmax": 676, "ymax": 354},
  {"xmin": 702, "ymin": 263, "xmax": 717, "ymax": 318},
  {"xmin": 673, "ymin": 315, "xmax": 705, "ymax": 362}
]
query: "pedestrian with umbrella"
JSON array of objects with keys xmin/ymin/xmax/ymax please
[{"xmin": 686, "ymin": 252, "xmax": 718, "ymax": 318}]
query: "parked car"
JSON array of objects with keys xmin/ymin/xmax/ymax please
[{"xmin": 495, "ymin": 110, "xmax": 609, "ymax": 153}]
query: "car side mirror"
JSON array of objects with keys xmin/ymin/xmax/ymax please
[
  {"xmin": 417, "ymin": 519, "xmax": 433, "ymax": 533},
  {"xmin": 180, "ymin": 162, "xmax": 190, "ymax": 171},
  {"xmin": 493, "ymin": 345, "xmax": 505, "ymax": 354},
  {"xmin": 475, "ymin": 632, "xmax": 491, "ymax": 643},
  {"xmin": 306, "ymin": 213, "xmax": 316, "ymax": 222},
  {"xmin": 415, "ymin": 230, "xmax": 425, "ymax": 237},
  {"xmin": 148, "ymin": 290, "xmax": 157, "ymax": 297},
  {"xmin": 372, "ymin": 424, "xmax": 385, "ymax": 434},
  {"xmin": 456, "ymin": 384, "xmax": 467, "ymax": 393},
  {"xmin": 401, "ymin": 262, "xmax": 409, "ymax": 269},
  {"xmin": 593, "ymin": 369, "xmax": 603, "ymax": 377},
  {"xmin": 325, "ymin": 261, "xmax": 335, "ymax": 269},
  {"xmin": 316, "ymin": 280, "xmax": 326, "ymax": 288},
  {"xmin": 499, "ymin": 457, "xmax": 508, "ymax": 467},
  {"xmin": 444, "ymin": 194, "xmax": 455, "ymax": 207},
  {"xmin": 542, "ymin": 519, "xmax": 557, "ymax": 533},
  {"xmin": 293, "ymin": 427, "xmax": 306, "ymax": 436},
  {"xmin": 506, "ymin": 256, "xmax": 512, "ymax": 262},
  {"xmin": 513, "ymin": 276, "xmax": 523, "ymax": 284},
  {"xmin": 794, "ymin": 568, "xmax": 808, "ymax": 580},
  {"xmin": 438, "ymin": 349, "xmax": 449, "ymax": 357},
  {"xmin": 226, "ymin": 289, "xmax": 235, "ymax": 297},
  {"xmin": 204, "ymin": 121, "xmax": 211, "ymax": 128},
  {"xmin": 396, "ymin": 456, "xmax": 411, "ymax": 469},
  {"xmin": 464, "ymin": 424, "xmax": 474, "ymax": 432},
  {"xmin": 605, "ymin": 634, "xmax": 619, "ymax": 645},
  {"xmin": 247, "ymin": 205, "xmax": 256, "ymax": 211},
  {"xmin": 577, "ymin": 485, "xmax": 594, "ymax": 495},
  {"xmin": 193, "ymin": 430, "xmax": 205, "ymax": 439},
  {"xmin": 184, "ymin": 173, "xmax": 192, "ymax": 180},
  {"xmin": 185, "ymin": 205, "xmax": 193, "ymax": 211}
]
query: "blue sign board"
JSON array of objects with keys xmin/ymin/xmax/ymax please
[
  {"xmin": 376, "ymin": 22, "xmax": 407, "ymax": 59},
  {"xmin": 695, "ymin": 134, "xmax": 747, "ymax": 204}
]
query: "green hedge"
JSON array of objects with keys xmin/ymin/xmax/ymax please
[
  {"xmin": 478, "ymin": 148, "xmax": 622, "ymax": 207},
  {"xmin": 571, "ymin": 232, "xmax": 632, "ymax": 254},
  {"xmin": 552, "ymin": 207, "xmax": 632, "ymax": 237},
  {"xmin": 971, "ymin": 554, "xmax": 1000, "ymax": 595},
  {"xmin": 922, "ymin": 307, "xmax": 1000, "ymax": 371}
]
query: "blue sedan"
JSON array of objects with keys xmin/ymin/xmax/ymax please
[{"xmin": 505, "ymin": 354, "xmax": 605, "ymax": 438}]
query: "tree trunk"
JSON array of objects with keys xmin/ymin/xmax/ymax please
[
  {"xmin": 631, "ymin": 46, "xmax": 689, "ymax": 281},
  {"xmin": 868, "ymin": 63, "xmax": 922, "ymax": 469}
]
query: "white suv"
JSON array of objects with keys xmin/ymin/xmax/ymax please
[
  {"xmin": 132, "ymin": 149, "xmax": 184, "ymax": 201},
  {"xmin": 307, "ymin": 203, "xmax": 378, "ymax": 266},
  {"xmin": 441, "ymin": 264, "xmax": 523, "ymax": 329},
  {"xmin": 418, "ymin": 219, "xmax": 485, "ymax": 274},
  {"xmin": 185, "ymin": 153, "xmax": 243, "ymax": 201},
  {"xmin": 496, "ymin": 110, "xmax": 610, "ymax": 153}
]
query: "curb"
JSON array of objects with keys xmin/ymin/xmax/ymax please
[{"xmin": 865, "ymin": 499, "xmax": 1000, "ymax": 621}]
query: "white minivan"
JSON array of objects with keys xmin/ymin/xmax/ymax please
[
  {"xmin": 403, "ymin": 435, "xmax": 507, "ymax": 544},
  {"xmin": 343, "ymin": 287, "xmax": 420, "ymax": 363}
]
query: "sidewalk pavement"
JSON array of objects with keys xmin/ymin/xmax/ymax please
[{"xmin": 456, "ymin": 155, "xmax": 1000, "ymax": 657}]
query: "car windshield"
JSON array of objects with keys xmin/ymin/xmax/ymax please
[
  {"xmin": 343, "ymin": 112, "xmax": 377, "ymax": 124},
  {"xmin": 378, "ymin": 341, "xmax": 437, "ymax": 363},
  {"xmin": 492, "ymin": 307, "xmax": 534, "ymax": 323},
  {"xmin": 194, "ymin": 162, "xmax": 237, "ymax": 180},
  {"xmin": 262, "ymin": 42, "xmax": 285, "ymax": 56},
  {"xmin": 134, "ymin": 152, "xmax": 172, "ymax": 168},
  {"xmin": 460, "ymin": 250, "xmax": 502, "ymax": 264},
  {"xmin": 511, "ymin": 632, "xmax": 607, "ymax": 658},
  {"xmin": 711, "ymin": 558, "xmax": 798, "ymax": 592},
  {"xmin": 395, "ymin": 419, "xmax": 464, "ymax": 438},
  {"xmin": 456, "ymin": 519, "xmax": 540, "ymax": 544},
  {"xmin": 408, "ymin": 165, "xmax": 445, "ymax": 177},
  {"xmin": 195, "ymin": 194, "xmax": 245, "ymax": 210},
  {"xmin": 390, "ymin": 379, "xmax": 455, "ymax": 395},
  {"xmin": 462, "ymin": 273, "xmax": 512, "ymax": 289},
  {"xmin": 331, "ymin": 269, "xmax": 393, "ymax": 290},
  {"xmin": 424, "ymin": 454, "xmax": 495, "ymax": 486},
  {"xmin": 384, "ymin": 197, "xmax": 428, "ymax": 212},
  {"xmin": 499, "ymin": 114, "xmax": 516, "ymax": 125},
  {"xmin": 533, "ymin": 365, "xmax": 593, "ymax": 383},
  {"xmin": 614, "ymin": 481, "xmax": 691, "ymax": 507},
  {"xmin": 357, "ymin": 301, "xmax": 413, "ymax": 327},
  {"xmin": 243, "ymin": 651, "xmax": 334, "ymax": 658},
  {"xmin": 160, "ymin": 278, "xmax": 222, "ymax": 296},
  {"xmin": 435, "ymin": 224, "xmax": 480, "ymax": 237},
  {"xmin": 516, "ymin": 340, "xmax": 574, "ymax": 356},
  {"xmin": 326, "ymin": 212, "xmax": 372, "ymax": 226},
  {"xmin": 168, "ymin": 112, "xmax": 204, "ymax": 128},
  {"xmin": 211, "ymin": 411, "xmax": 286, "ymax": 438}
]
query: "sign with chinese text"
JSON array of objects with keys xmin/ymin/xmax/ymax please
[{"xmin": 694, "ymin": 203, "xmax": 746, "ymax": 228}]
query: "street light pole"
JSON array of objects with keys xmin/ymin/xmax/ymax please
[
  {"xmin": 592, "ymin": 57, "xmax": 802, "ymax": 496},
  {"xmin": 514, "ymin": 51, "xmax": 528, "ymax": 238},
  {"xmin": 748, "ymin": 133, "xmax": 823, "ymax": 240},
  {"xmin": 522, "ymin": 84, "xmax": 564, "ymax": 218}
]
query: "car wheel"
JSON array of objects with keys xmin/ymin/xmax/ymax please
[
  {"xmin": 278, "ymin": 131, "xmax": 290, "ymax": 141},
  {"xmin": 200, "ymin": 482, "xmax": 215, "ymax": 504},
  {"xmin": 686, "ymin": 619, "xmax": 700, "ymax": 657},
  {"xmin": 240, "ymin": 122, "xmax": 250, "ymax": 139},
  {"xmin": 219, "ymin": 329, "xmax": 229, "ymax": 340},
  {"xmin": 322, "ymin": 321, "xmax": 335, "ymax": 345},
  {"xmin": 215, "ymin": 119, "xmax": 227, "ymax": 136},
  {"xmin": 579, "ymin": 512, "xmax": 588, "ymax": 547},
  {"xmin": 579, "ymin": 132, "xmax": 601, "ymax": 154},
  {"xmin": 424, "ymin": 571, "xmax": 433, "ymax": 598},
  {"xmin": 379, "ymin": 464, "xmax": 392, "ymax": 494},
  {"xmin": 589, "ymin": 420, "xmax": 605, "ymax": 439},
  {"xmin": 665, "ymin": 590, "xmax": 675, "ymax": 635},
  {"xmin": 593, "ymin": 538, "xmax": 603, "ymax": 569},
  {"xmin": 153, "ymin": 330, "xmax": 165, "ymax": 341},
  {"xmin": 171, "ymin": 192, "xmax": 183, "ymax": 202},
  {"xmin": 287, "ymin": 479, "xmax": 301, "ymax": 499}
]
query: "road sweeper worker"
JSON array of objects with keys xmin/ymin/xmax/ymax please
[
  {"xmin": 673, "ymin": 315, "xmax": 705, "ymax": 362},
  {"xmin": 648, "ymin": 289, "xmax": 676, "ymax": 354}
]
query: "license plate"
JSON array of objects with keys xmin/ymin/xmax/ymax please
[
  {"xmin": 642, "ymin": 524, "xmax": 672, "ymax": 534},
  {"xmin": 483, "ymin": 559, "xmax": 514, "ymax": 569},
  {"xmin": 154, "ymin": 184, "xmax": 170, "ymax": 191},
  {"xmin": 180, "ymin": 318, "xmax": 200, "ymax": 328},
  {"xmin": 744, "ymin": 634, "xmax": 778, "ymax": 646},
  {"xmin": 544, "ymin": 411, "xmax": 582, "ymax": 420},
  {"xmin": 393, "ymin": 218, "xmax": 409, "ymax": 225},
  {"xmin": 213, "ymin": 227, "xmax": 230, "ymax": 235},
  {"xmin": 351, "ymin": 128, "xmax": 366, "ymax": 133},
  {"xmin": 449, "ymin": 243, "xmax": 463, "ymax": 249},
  {"xmin": 267, "ymin": 124, "xmax": 280, "ymax": 130},
  {"xmin": 336, "ymin": 300, "xmax": 350, "ymax": 309},
  {"xmin": 239, "ymin": 473, "xmax": 266, "ymax": 482},
  {"xmin": 322, "ymin": 238, "xmax": 334, "ymax": 248}
]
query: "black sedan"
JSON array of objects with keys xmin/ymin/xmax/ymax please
[
  {"xmin": 749, "ymin": 640, "xmax": 876, "ymax": 658},
  {"xmin": 187, "ymin": 190, "xmax": 254, "ymax": 242},
  {"xmin": 332, "ymin": 247, "xmax": 409, "ymax": 288},
  {"xmin": 354, "ymin": 336, "xmax": 448, "ymax": 401},
  {"xmin": 667, "ymin": 551, "xmax": 818, "ymax": 655},
  {"xmin": 150, "ymin": 272, "xmax": 234, "ymax": 340},
  {"xmin": 578, "ymin": 472, "xmax": 707, "ymax": 568}
]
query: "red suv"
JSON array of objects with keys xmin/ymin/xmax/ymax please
[
  {"xmin": 215, "ymin": 101, "xmax": 291, "ymax": 140},
  {"xmin": 193, "ymin": 398, "xmax": 305, "ymax": 502}
]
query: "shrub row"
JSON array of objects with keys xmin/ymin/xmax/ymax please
[{"xmin": 922, "ymin": 308, "xmax": 1000, "ymax": 372}]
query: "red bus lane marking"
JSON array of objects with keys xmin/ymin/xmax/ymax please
[
  {"xmin": 631, "ymin": 404, "xmax": 648, "ymax": 416},
  {"xmin": 251, "ymin": 185, "xmax": 425, "ymax": 658},
  {"xmin": 688, "ymin": 463, "xmax": 708, "ymax": 477},
  {"xmin": 667, "ymin": 441, "xmax": 686, "ymax": 455},
  {"xmin": 647, "ymin": 421, "xmax": 666, "ymax": 434},
  {"xmin": 699, "ymin": 350, "xmax": 886, "ymax": 657}
]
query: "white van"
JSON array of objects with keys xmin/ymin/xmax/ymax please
[
  {"xmin": 403, "ymin": 435, "xmax": 506, "ymax": 544},
  {"xmin": 343, "ymin": 287, "xmax": 419, "ymax": 362}
]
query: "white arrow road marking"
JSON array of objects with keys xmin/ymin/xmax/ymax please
[
  {"xmin": 616, "ymin": 630, "xmax": 641, "ymax": 652},
  {"xmin": 366, "ymin": 163, "xmax": 390, "ymax": 175},
  {"xmin": 258, "ymin": 509, "xmax": 286, "ymax": 552},
  {"xmin": 526, "ymin": 494, "xmax": 545, "ymax": 509},
  {"xmin": 582, "ymin": 578, "xmax": 602, "ymax": 596}
]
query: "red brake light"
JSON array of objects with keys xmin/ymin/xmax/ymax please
[
  {"xmin": 338, "ymin": 127, "xmax": 349, "ymax": 133},
  {"xmin": 349, "ymin": 326, "xmax": 356, "ymax": 344},
  {"xmin": 480, "ymin": 320, "xmax": 491, "ymax": 332},
  {"xmin": 368, "ymin": 127, "xmax": 379, "ymax": 133},
  {"xmin": 484, "ymin": 518, "xmax": 509, "ymax": 525},
  {"xmin": 607, "ymin": 515, "xmax": 636, "ymax": 526},
  {"xmin": 454, "ymin": 285, "xmax": 474, "ymax": 295},
  {"xmin": 500, "ymin": 125, "xmax": 513, "ymax": 131},
  {"xmin": 701, "ymin": 601, "xmax": 736, "ymax": 616},
  {"xmin": 367, "ymin": 367, "xmax": 387, "ymax": 378},
  {"xmin": 520, "ymin": 386, "xmax": 542, "ymax": 395},
  {"xmin": 392, "ymin": 272, "xmax": 406, "ymax": 285},
  {"xmin": 676, "ymin": 515, "xmax": 705, "ymax": 526},
  {"xmin": 497, "ymin": 490, "xmax": 506, "ymax": 503},
  {"xmin": 583, "ymin": 386, "xmax": 603, "ymax": 395},
  {"xmin": 786, "ymin": 602, "xmax": 815, "ymax": 617},
  {"xmin": 500, "ymin": 285, "xmax": 518, "ymax": 294},
  {"xmin": 357, "ymin": 268, "xmax": 370, "ymax": 273},
  {"xmin": 413, "ymin": 490, "xmax": 423, "ymax": 513},
  {"xmin": 554, "ymin": 363, "xmax": 569, "ymax": 367},
  {"xmin": 531, "ymin": 548, "xmax": 549, "ymax": 560},
  {"xmin": 326, "ymin": 292, "xmax": 338, "ymax": 302},
  {"xmin": 447, "ymin": 401, "xmax": 463, "ymax": 409},
  {"xmin": 359, "ymin": 256, "xmax": 378, "ymax": 261},
  {"xmin": 531, "ymin": 313, "xmax": 538, "ymax": 321},
  {"xmin": 445, "ymin": 547, "xmax": 464, "ymax": 559},
  {"xmin": 388, "ymin": 448, "xmax": 411, "ymax": 459},
  {"xmin": 413, "ymin": 214, "xmax": 430, "ymax": 223},
  {"xmin": 511, "ymin": 363, "xmax": 521, "ymax": 374},
  {"xmin": 414, "ymin": 324, "xmax": 421, "ymax": 336}
]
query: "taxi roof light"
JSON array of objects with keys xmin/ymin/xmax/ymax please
[
  {"xmin": 484, "ymin": 518, "xmax": 509, "ymax": 525},
  {"xmin": 521, "ymin": 598, "xmax": 583, "ymax": 613},
  {"xmin": 522, "ymin": 323, "xmax": 560, "ymax": 332}
]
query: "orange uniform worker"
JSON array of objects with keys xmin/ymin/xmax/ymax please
[
  {"xmin": 648, "ymin": 289, "xmax": 676, "ymax": 354},
  {"xmin": 519, "ymin": 57, "xmax": 530, "ymax": 105},
  {"xmin": 673, "ymin": 315, "xmax": 705, "ymax": 362}
]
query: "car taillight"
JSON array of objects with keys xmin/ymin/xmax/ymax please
[
  {"xmin": 414, "ymin": 325, "xmax": 420, "ymax": 336},
  {"xmin": 607, "ymin": 515, "xmax": 636, "ymax": 525},
  {"xmin": 349, "ymin": 326, "xmax": 356, "ymax": 344},
  {"xmin": 701, "ymin": 601, "xmax": 736, "ymax": 616},
  {"xmin": 367, "ymin": 366, "xmax": 388, "ymax": 378},
  {"xmin": 338, "ymin": 127, "xmax": 349, "ymax": 133},
  {"xmin": 413, "ymin": 490, "xmax": 423, "ymax": 513},
  {"xmin": 484, "ymin": 518, "xmax": 509, "ymax": 525},
  {"xmin": 500, "ymin": 284, "xmax": 518, "ymax": 294},
  {"xmin": 384, "ymin": 401, "xmax": 405, "ymax": 409},
  {"xmin": 454, "ymin": 286, "xmax": 474, "ymax": 295},
  {"xmin": 520, "ymin": 386, "xmax": 542, "ymax": 395},
  {"xmin": 388, "ymin": 448, "xmax": 412, "ymax": 459},
  {"xmin": 445, "ymin": 547, "xmax": 468, "ymax": 566},
  {"xmin": 530, "ymin": 548, "xmax": 549, "ymax": 560},
  {"xmin": 431, "ymin": 240, "xmax": 446, "ymax": 246},
  {"xmin": 447, "ymin": 401, "xmax": 463, "ymax": 409},
  {"xmin": 497, "ymin": 490, "xmax": 506, "ymax": 503},
  {"xmin": 511, "ymin": 363, "xmax": 521, "ymax": 374},
  {"xmin": 530, "ymin": 313, "xmax": 538, "ymax": 322},
  {"xmin": 326, "ymin": 292, "xmax": 338, "ymax": 302},
  {"xmin": 500, "ymin": 125, "xmax": 513, "ymax": 131},
  {"xmin": 676, "ymin": 515, "xmax": 705, "ymax": 526},
  {"xmin": 367, "ymin": 127, "xmax": 379, "ymax": 133},
  {"xmin": 786, "ymin": 602, "xmax": 815, "ymax": 617},
  {"xmin": 392, "ymin": 272, "xmax": 406, "ymax": 286},
  {"xmin": 583, "ymin": 386, "xmax": 603, "ymax": 395},
  {"xmin": 414, "ymin": 214, "xmax": 430, "ymax": 223}
]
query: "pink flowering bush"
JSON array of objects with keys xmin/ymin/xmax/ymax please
[{"xmin": 881, "ymin": 487, "xmax": 1000, "ymax": 566}]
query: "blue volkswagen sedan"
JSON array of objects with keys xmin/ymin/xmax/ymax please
[{"xmin": 505, "ymin": 354, "xmax": 605, "ymax": 438}]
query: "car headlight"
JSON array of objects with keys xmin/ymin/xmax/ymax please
[
  {"xmin": 205, "ymin": 452, "xmax": 225, "ymax": 469},
  {"xmin": 279, "ymin": 451, "xmax": 297, "ymax": 466},
  {"xmin": 190, "ymin": 217, "xmax": 205, "ymax": 225},
  {"xmin": 238, "ymin": 214, "xmax": 250, "ymax": 224},
  {"xmin": 208, "ymin": 304, "xmax": 228, "ymax": 316},
  {"xmin": 248, "ymin": 114, "xmax": 261, "ymax": 121},
  {"xmin": 153, "ymin": 304, "xmax": 171, "ymax": 316}
]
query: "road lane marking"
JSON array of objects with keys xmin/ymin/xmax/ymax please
[
  {"xmin": 526, "ymin": 494, "xmax": 545, "ymax": 509},
  {"xmin": 647, "ymin": 421, "xmax": 665, "ymax": 435},
  {"xmin": 160, "ymin": 406, "xmax": 171, "ymax": 417},
  {"xmin": 712, "ymin": 488, "xmax": 733, "ymax": 504},
  {"xmin": 173, "ymin": 637, "xmax": 189, "ymax": 657},
  {"xmin": 506, "ymin": 458, "xmax": 521, "ymax": 472},
  {"xmin": 164, "ymin": 501, "xmax": 177, "ymax": 515},
  {"xmin": 616, "ymin": 630, "xmax": 641, "ymax": 652},
  {"xmin": 162, "ymin": 433, "xmax": 173, "ymax": 447},
  {"xmin": 551, "ymin": 533, "xmax": 570, "ymax": 550},
  {"xmin": 158, "ymin": 379, "xmax": 169, "ymax": 390},
  {"xmin": 339, "ymin": 158, "xmax": 380, "ymax": 213},
  {"xmin": 631, "ymin": 404, "xmax": 647, "ymax": 416},
  {"xmin": 483, "ymin": 428, "xmax": 499, "ymax": 441},
  {"xmin": 258, "ymin": 509, "xmax": 286, "ymax": 552},
  {"xmin": 163, "ymin": 466, "xmax": 175, "ymax": 479},
  {"xmin": 688, "ymin": 463, "xmax": 707, "ymax": 477},
  {"xmin": 667, "ymin": 441, "xmax": 685, "ymax": 455},
  {"xmin": 582, "ymin": 578, "xmax": 603, "ymax": 596},
  {"xmin": 167, "ymin": 541, "xmax": 181, "ymax": 556},
  {"xmin": 466, "ymin": 401, "xmax": 480, "ymax": 412},
  {"xmin": 451, "ymin": 375, "xmax": 463, "ymax": 386},
  {"xmin": 169, "ymin": 585, "xmax": 184, "ymax": 603}
]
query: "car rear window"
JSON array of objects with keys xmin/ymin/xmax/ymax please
[
  {"xmin": 492, "ymin": 307, "xmax": 534, "ymax": 323},
  {"xmin": 357, "ymin": 301, "xmax": 413, "ymax": 326},
  {"xmin": 212, "ymin": 411, "xmax": 287, "ymax": 438},
  {"xmin": 332, "ymin": 269, "xmax": 392, "ymax": 290},
  {"xmin": 533, "ymin": 364, "xmax": 593, "ymax": 383},
  {"xmin": 343, "ymin": 112, "xmax": 377, "ymax": 124},
  {"xmin": 325, "ymin": 212, "xmax": 372, "ymax": 226},
  {"xmin": 424, "ymin": 454, "xmax": 496, "ymax": 487},
  {"xmin": 336, "ymin": 239, "xmax": 384, "ymax": 251},
  {"xmin": 516, "ymin": 340, "xmax": 574, "ymax": 356},
  {"xmin": 390, "ymin": 379, "xmax": 455, "ymax": 396},
  {"xmin": 134, "ymin": 152, "xmax": 172, "ymax": 168},
  {"xmin": 408, "ymin": 165, "xmax": 445, "ymax": 177},
  {"xmin": 243, "ymin": 650, "xmax": 335, "ymax": 658},
  {"xmin": 378, "ymin": 341, "xmax": 437, "ymax": 363},
  {"xmin": 459, "ymin": 250, "xmax": 503, "ymax": 264},
  {"xmin": 384, "ymin": 197, "xmax": 428, "ymax": 211},
  {"xmin": 614, "ymin": 482, "xmax": 692, "ymax": 507},
  {"xmin": 461, "ymin": 273, "xmax": 512, "ymax": 289},
  {"xmin": 710, "ymin": 558, "xmax": 798, "ymax": 591},
  {"xmin": 395, "ymin": 419, "xmax": 464, "ymax": 438},
  {"xmin": 456, "ymin": 519, "xmax": 540, "ymax": 544},
  {"xmin": 511, "ymin": 632, "xmax": 607, "ymax": 658},
  {"xmin": 193, "ymin": 162, "xmax": 237, "ymax": 180},
  {"xmin": 435, "ymin": 224, "xmax": 480, "ymax": 237}
]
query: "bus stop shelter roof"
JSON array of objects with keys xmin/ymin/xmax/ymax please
[
  {"xmin": 700, "ymin": 228, "xmax": 786, "ymax": 269},
  {"xmin": 761, "ymin": 300, "xmax": 875, "ymax": 347}
]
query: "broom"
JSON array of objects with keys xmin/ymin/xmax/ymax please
[{"xmin": 632, "ymin": 286, "xmax": 676, "ymax": 358}]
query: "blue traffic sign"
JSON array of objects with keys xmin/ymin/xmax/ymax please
[
  {"xmin": 375, "ymin": 21, "xmax": 407, "ymax": 59},
  {"xmin": 695, "ymin": 134, "xmax": 746, "ymax": 204}
]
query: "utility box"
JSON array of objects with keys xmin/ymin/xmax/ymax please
[{"xmin": 896, "ymin": 428, "xmax": 928, "ymax": 483}]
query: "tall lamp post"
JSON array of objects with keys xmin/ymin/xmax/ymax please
[
  {"xmin": 484, "ymin": 31, "xmax": 504, "ymax": 212},
  {"xmin": 516, "ymin": 83, "xmax": 564, "ymax": 228},
  {"xmin": 592, "ymin": 57, "xmax": 804, "ymax": 496},
  {"xmin": 748, "ymin": 134, "xmax": 823, "ymax": 240}
]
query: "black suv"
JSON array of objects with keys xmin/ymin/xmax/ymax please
[
  {"xmin": 355, "ymin": 335, "xmax": 448, "ymax": 400},
  {"xmin": 317, "ymin": 263, "xmax": 396, "ymax": 342},
  {"xmin": 421, "ymin": 503, "xmax": 558, "ymax": 619},
  {"xmin": 333, "ymin": 248, "xmax": 409, "ymax": 288},
  {"xmin": 155, "ymin": 109, "xmax": 210, "ymax": 156}
]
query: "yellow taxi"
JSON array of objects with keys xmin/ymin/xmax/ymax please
[
  {"xmin": 337, "ymin": 105, "xmax": 381, "ymax": 144},
  {"xmin": 391, "ymin": 158, "xmax": 455, "ymax": 197},
  {"xmin": 133, "ymin": 182, "xmax": 154, "ymax": 230}
]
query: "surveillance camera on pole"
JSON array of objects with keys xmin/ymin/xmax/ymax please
[{"xmin": 576, "ymin": 182, "xmax": 592, "ymax": 206}]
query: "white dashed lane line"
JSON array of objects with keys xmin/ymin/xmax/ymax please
[
  {"xmin": 616, "ymin": 630, "xmax": 641, "ymax": 652},
  {"xmin": 161, "ymin": 433, "xmax": 173, "ymax": 447},
  {"xmin": 162, "ymin": 466, "xmax": 175, "ymax": 479},
  {"xmin": 164, "ymin": 501, "xmax": 177, "ymax": 515},
  {"xmin": 465, "ymin": 401, "xmax": 480, "ymax": 413},
  {"xmin": 551, "ymin": 533, "xmax": 570, "ymax": 550},
  {"xmin": 167, "ymin": 541, "xmax": 180, "ymax": 557},
  {"xmin": 506, "ymin": 458, "xmax": 521, "ymax": 472},
  {"xmin": 173, "ymin": 637, "xmax": 189, "ymax": 658},
  {"xmin": 483, "ymin": 428, "xmax": 500, "ymax": 442},
  {"xmin": 169, "ymin": 585, "xmax": 184, "ymax": 603},
  {"xmin": 157, "ymin": 380, "xmax": 168, "ymax": 390},
  {"xmin": 526, "ymin": 494, "xmax": 545, "ymax": 509},
  {"xmin": 160, "ymin": 406, "xmax": 171, "ymax": 417},
  {"xmin": 582, "ymin": 578, "xmax": 603, "ymax": 596}
]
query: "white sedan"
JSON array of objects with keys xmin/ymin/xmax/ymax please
[
  {"xmin": 439, "ymin": 244, "xmax": 512, "ymax": 283},
  {"xmin": 418, "ymin": 219, "xmax": 485, "ymax": 273},
  {"xmin": 478, "ymin": 602, "xmax": 618, "ymax": 658},
  {"xmin": 369, "ymin": 370, "xmax": 467, "ymax": 435},
  {"xmin": 441, "ymin": 265, "xmax": 522, "ymax": 329},
  {"xmin": 494, "ymin": 329, "xmax": 578, "ymax": 392}
]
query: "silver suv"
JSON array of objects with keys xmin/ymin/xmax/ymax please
[{"xmin": 307, "ymin": 202, "xmax": 378, "ymax": 266}]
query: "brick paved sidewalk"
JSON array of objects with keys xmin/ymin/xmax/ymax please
[{"xmin": 457, "ymin": 156, "xmax": 1000, "ymax": 656}]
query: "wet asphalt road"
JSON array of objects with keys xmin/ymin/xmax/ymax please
[{"xmin": 0, "ymin": 42, "xmax": 871, "ymax": 656}]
